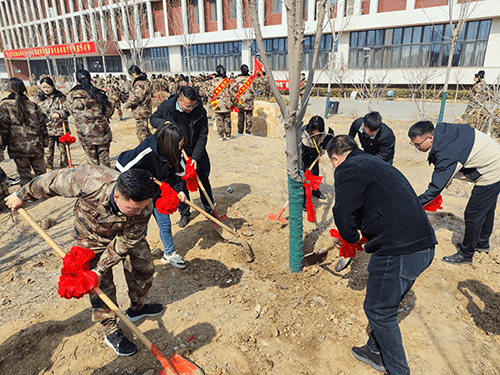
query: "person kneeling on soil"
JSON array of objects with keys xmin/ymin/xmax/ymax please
[{"xmin": 5, "ymin": 166, "xmax": 165, "ymax": 357}]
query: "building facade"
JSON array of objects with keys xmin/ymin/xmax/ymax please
[{"xmin": 0, "ymin": 0, "xmax": 498, "ymax": 86}]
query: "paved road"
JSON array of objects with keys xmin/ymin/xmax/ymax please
[{"xmin": 305, "ymin": 97, "xmax": 467, "ymax": 123}]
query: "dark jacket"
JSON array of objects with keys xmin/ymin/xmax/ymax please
[
  {"xmin": 348, "ymin": 117, "xmax": 396, "ymax": 164},
  {"xmin": 150, "ymin": 93, "xmax": 210, "ymax": 172},
  {"xmin": 115, "ymin": 135, "xmax": 183, "ymax": 202},
  {"xmin": 333, "ymin": 148, "xmax": 437, "ymax": 256},
  {"xmin": 418, "ymin": 122, "xmax": 500, "ymax": 206}
]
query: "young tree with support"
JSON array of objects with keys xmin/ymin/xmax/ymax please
[{"xmin": 249, "ymin": 0, "xmax": 327, "ymax": 272}]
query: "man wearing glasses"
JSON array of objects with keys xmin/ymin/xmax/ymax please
[
  {"xmin": 348, "ymin": 111, "xmax": 396, "ymax": 164},
  {"xmin": 409, "ymin": 121, "xmax": 500, "ymax": 265},
  {"xmin": 150, "ymin": 85, "xmax": 215, "ymax": 228}
]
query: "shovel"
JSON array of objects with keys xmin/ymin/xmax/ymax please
[
  {"xmin": 17, "ymin": 207, "xmax": 204, "ymax": 375},
  {"xmin": 304, "ymin": 245, "xmax": 352, "ymax": 271},
  {"xmin": 267, "ymin": 154, "xmax": 321, "ymax": 224},
  {"xmin": 182, "ymin": 150, "xmax": 236, "ymax": 241}
]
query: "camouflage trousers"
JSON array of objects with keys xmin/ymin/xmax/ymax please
[
  {"xmin": 13, "ymin": 155, "xmax": 47, "ymax": 186},
  {"xmin": 81, "ymin": 143, "xmax": 111, "ymax": 168},
  {"xmin": 112, "ymin": 101, "xmax": 123, "ymax": 120},
  {"xmin": 0, "ymin": 168, "xmax": 9, "ymax": 212},
  {"xmin": 136, "ymin": 118, "xmax": 152, "ymax": 143},
  {"xmin": 45, "ymin": 136, "xmax": 69, "ymax": 169},
  {"xmin": 237, "ymin": 109, "xmax": 253, "ymax": 135},
  {"xmin": 215, "ymin": 112, "xmax": 232, "ymax": 140},
  {"xmin": 88, "ymin": 241, "xmax": 155, "ymax": 335}
]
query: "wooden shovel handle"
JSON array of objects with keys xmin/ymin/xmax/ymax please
[{"xmin": 17, "ymin": 208, "xmax": 156, "ymax": 353}]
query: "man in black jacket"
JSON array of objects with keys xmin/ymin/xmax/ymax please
[
  {"xmin": 409, "ymin": 121, "xmax": 500, "ymax": 265},
  {"xmin": 348, "ymin": 111, "xmax": 396, "ymax": 164},
  {"xmin": 328, "ymin": 135, "xmax": 436, "ymax": 375},
  {"xmin": 150, "ymin": 85, "xmax": 214, "ymax": 227}
]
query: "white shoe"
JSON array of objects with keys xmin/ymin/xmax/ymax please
[{"xmin": 161, "ymin": 252, "xmax": 186, "ymax": 268}]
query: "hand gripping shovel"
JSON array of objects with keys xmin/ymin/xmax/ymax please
[
  {"xmin": 182, "ymin": 150, "xmax": 236, "ymax": 240},
  {"xmin": 267, "ymin": 154, "xmax": 321, "ymax": 224},
  {"xmin": 16, "ymin": 208, "xmax": 203, "ymax": 375}
]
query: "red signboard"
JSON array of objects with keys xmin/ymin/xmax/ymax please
[
  {"xmin": 275, "ymin": 80, "xmax": 289, "ymax": 90},
  {"xmin": 4, "ymin": 42, "xmax": 97, "ymax": 59}
]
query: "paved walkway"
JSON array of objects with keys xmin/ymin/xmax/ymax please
[{"xmin": 305, "ymin": 96, "xmax": 467, "ymax": 123}]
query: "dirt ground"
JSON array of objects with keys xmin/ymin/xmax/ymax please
[{"xmin": 1, "ymin": 105, "xmax": 500, "ymax": 375}]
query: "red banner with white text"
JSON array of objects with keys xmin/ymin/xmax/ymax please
[{"xmin": 4, "ymin": 42, "xmax": 97, "ymax": 59}]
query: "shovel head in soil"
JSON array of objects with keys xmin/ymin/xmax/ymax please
[
  {"xmin": 304, "ymin": 245, "xmax": 335, "ymax": 266},
  {"xmin": 212, "ymin": 208, "xmax": 236, "ymax": 241}
]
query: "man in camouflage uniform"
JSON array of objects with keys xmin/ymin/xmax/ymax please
[
  {"xmin": 5, "ymin": 166, "xmax": 164, "ymax": 357},
  {"xmin": 231, "ymin": 64, "xmax": 255, "ymax": 136},
  {"xmin": 262, "ymin": 71, "xmax": 272, "ymax": 99},
  {"xmin": 123, "ymin": 72, "xmax": 152, "ymax": 143},
  {"xmin": 254, "ymin": 72, "xmax": 263, "ymax": 97},
  {"xmin": 108, "ymin": 80, "xmax": 124, "ymax": 121},
  {"xmin": 210, "ymin": 65, "xmax": 233, "ymax": 140},
  {"xmin": 0, "ymin": 87, "xmax": 49, "ymax": 186}
]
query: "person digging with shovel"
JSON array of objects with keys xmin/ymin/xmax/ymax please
[
  {"xmin": 5, "ymin": 166, "xmax": 165, "ymax": 357},
  {"xmin": 327, "ymin": 135, "xmax": 436, "ymax": 375}
]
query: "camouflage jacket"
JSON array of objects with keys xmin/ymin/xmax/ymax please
[
  {"xmin": 16, "ymin": 165, "xmax": 153, "ymax": 273},
  {"xmin": 300, "ymin": 78, "xmax": 307, "ymax": 95},
  {"xmin": 107, "ymin": 85, "xmax": 124, "ymax": 103},
  {"xmin": 0, "ymin": 94, "xmax": 49, "ymax": 158},
  {"xmin": 231, "ymin": 75, "xmax": 255, "ymax": 111},
  {"xmin": 469, "ymin": 81, "xmax": 487, "ymax": 104},
  {"xmin": 210, "ymin": 77, "xmax": 232, "ymax": 113},
  {"xmin": 123, "ymin": 78, "xmax": 152, "ymax": 120},
  {"xmin": 65, "ymin": 88, "xmax": 114, "ymax": 146},
  {"xmin": 33, "ymin": 91, "xmax": 70, "ymax": 137}
]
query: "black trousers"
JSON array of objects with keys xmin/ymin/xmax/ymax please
[
  {"xmin": 178, "ymin": 168, "xmax": 214, "ymax": 217},
  {"xmin": 460, "ymin": 179, "xmax": 500, "ymax": 257}
]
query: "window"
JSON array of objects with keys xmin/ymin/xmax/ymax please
[
  {"xmin": 184, "ymin": 42, "xmax": 241, "ymax": 72},
  {"xmin": 210, "ymin": 0, "xmax": 217, "ymax": 22},
  {"xmin": 228, "ymin": 0, "xmax": 237, "ymax": 19},
  {"xmin": 125, "ymin": 47, "xmax": 170, "ymax": 72},
  {"xmin": 0, "ymin": 58, "xmax": 7, "ymax": 73},
  {"xmin": 57, "ymin": 57, "xmax": 84, "ymax": 77},
  {"xmin": 193, "ymin": 0, "xmax": 199, "ymax": 24},
  {"xmin": 271, "ymin": 0, "xmax": 282, "ymax": 14},
  {"xmin": 348, "ymin": 19, "xmax": 492, "ymax": 69}
]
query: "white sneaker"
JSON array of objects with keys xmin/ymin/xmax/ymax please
[{"xmin": 161, "ymin": 252, "xmax": 186, "ymax": 269}]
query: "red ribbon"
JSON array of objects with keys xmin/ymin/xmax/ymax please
[
  {"xmin": 302, "ymin": 170, "xmax": 323, "ymax": 222},
  {"xmin": 59, "ymin": 132, "xmax": 76, "ymax": 145},
  {"xmin": 156, "ymin": 181, "xmax": 180, "ymax": 215},
  {"xmin": 329, "ymin": 229, "xmax": 367, "ymax": 259},
  {"xmin": 423, "ymin": 194, "xmax": 443, "ymax": 212},
  {"xmin": 182, "ymin": 157, "xmax": 199, "ymax": 192},
  {"xmin": 58, "ymin": 246, "xmax": 98, "ymax": 299}
]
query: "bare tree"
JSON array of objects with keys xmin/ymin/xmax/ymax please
[
  {"xmin": 452, "ymin": 69, "xmax": 465, "ymax": 102},
  {"xmin": 250, "ymin": 0, "xmax": 327, "ymax": 272},
  {"xmin": 403, "ymin": 66, "xmax": 440, "ymax": 121},
  {"xmin": 423, "ymin": 0, "xmax": 482, "ymax": 122},
  {"xmin": 115, "ymin": 0, "xmax": 152, "ymax": 69},
  {"xmin": 352, "ymin": 69, "xmax": 390, "ymax": 112},
  {"xmin": 329, "ymin": 54, "xmax": 352, "ymax": 99}
]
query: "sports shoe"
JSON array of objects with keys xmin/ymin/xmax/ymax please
[
  {"xmin": 245, "ymin": 133, "xmax": 252, "ymax": 136},
  {"xmin": 125, "ymin": 303, "xmax": 165, "ymax": 322},
  {"xmin": 351, "ymin": 345, "xmax": 386, "ymax": 372},
  {"xmin": 161, "ymin": 252, "xmax": 187, "ymax": 269},
  {"xmin": 442, "ymin": 251, "xmax": 473, "ymax": 265},
  {"xmin": 235, "ymin": 132, "xmax": 243, "ymax": 136},
  {"xmin": 7, "ymin": 177, "xmax": 20, "ymax": 186},
  {"xmin": 104, "ymin": 329, "xmax": 137, "ymax": 356},
  {"xmin": 178, "ymin": 215, "xmax": 190, "ymax": 228}
]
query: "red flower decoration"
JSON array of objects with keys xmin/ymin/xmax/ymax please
[
  {"xmin": 330, "ymin": 229, "xmax": 367, "ymax": 259},
  {"xmin": 423, "ymin": 194, "xmax": 443, "ymax": 212},
  {"xmin": 58, "ymin": 246, "xmax": 98, "ymax": 299},
  {"xmin": 303, "ymin": 170, "xmax": 323, "ymax": 223},
  {"xmin": 183, "ymin": 157, "xmax": 199, "ymax": 192},
  {"xmin": 59, "ymin": 132, "xmax": 76, "ymax": 145},
  {"xmin": 156, "ymin": 181, "xmax": 180, "ymax": 215}
]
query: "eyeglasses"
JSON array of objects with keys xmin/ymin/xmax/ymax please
[
  {"xmin": 410, "ymin": 135, "xmax": 430, "ymax": 148},
  {"xmin": 178, "ymin": 98, "xmax": 196, "ymax": 110}
]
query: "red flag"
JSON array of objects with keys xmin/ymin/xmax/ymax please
[{"xmin": 253, "ymin": 57, "xmax": 264, "ymax": 78}]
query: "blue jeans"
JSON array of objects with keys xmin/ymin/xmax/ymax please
[
  {"xmin": 153, "ymin": 207, "xmax": 174, "ymax": 257},
  {"xmin": 364, "ymin": 248, "xmax": 435, "ymax": 375}
]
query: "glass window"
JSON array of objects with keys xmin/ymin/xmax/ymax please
[
  {"xmin": 422, "ymin": 26, "xmax": 432, "ymax": 43},
  {"xmin": 403, "ymin": 27, "xmax": 412, "ymax": 44},
  {"xmin": 478, "ymin": 20, "xmax": 491, "ymax": 40},
  {"xmin": 393, "ymin": 28, "xmax": 402, "ymax": 45},
  {"xmin": 350, "ymin": 32, "xmax": 358, "ymax": 48},
  {"xmin": 412, "ymin": 26, "xmax": 422, "ymax": 44},
  {"xmin": 466, "ymin": 21, "xmax": 479, "ymax": 40},
  {"xmin": 367, "ymin": 30, "xmax": 375, "ymax": 46}
]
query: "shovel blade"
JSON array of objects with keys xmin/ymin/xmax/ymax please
[
  {"xmin": 167, "ymin": 353, "xmax": 204, "ymax": 375},
  {"xmin": 267, "ymin": 212, "xmax": 288, "ymax": 224}
]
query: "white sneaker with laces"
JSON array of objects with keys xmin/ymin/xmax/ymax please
[{"xmin": 161, "ymin": 252, "xmax": 186, "ymax": 268}]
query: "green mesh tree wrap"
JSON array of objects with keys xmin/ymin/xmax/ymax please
[{"xmin": 288, "ymin": 175, "xmax": 304, "ymax": 272}]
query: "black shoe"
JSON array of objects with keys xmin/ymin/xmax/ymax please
[
  {"xmin": 178, "ymin": 215, "xmax": 190, "ymax": 228},
  {"xmin": 475, "ymin": 246, "xmax": 490, "ymax": 253},
  {"xmin": 442, "ymin": 251, "xmax": 473, "ymax": 265},
  {"xmin": 125, "ymin": 303, "xmax": 165, "ymax": 322},
  {"xmin": 351, "ymin": 345, "xmax": 386, "ymax": 372},
  {"xmin": 312, "ymin": 190, "xmax": 326, "ymax": 200},
  {"xmin": 105, "ymin": 329, "xmax": 137, "ymax": 356}
]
